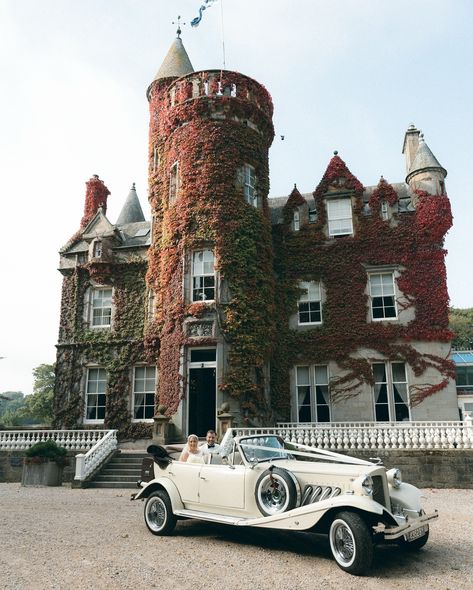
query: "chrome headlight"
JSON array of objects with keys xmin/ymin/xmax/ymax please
[
  {"xmin": 387, "ymin": 468, "xmax": 402, "ymax": 488},
  {"xmin": 361, "ymin": 474, "xmax": 374, "ymax": 496}
]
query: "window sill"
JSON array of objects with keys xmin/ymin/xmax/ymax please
[
  {"xmin": 298, "ymin": 321, "xmax": 323, "ymax": 326},
  {"xmin": 132, "ymin": 419, "xmax": 155, "ymax": 423}
]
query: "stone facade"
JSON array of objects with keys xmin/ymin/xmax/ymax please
[{"xmin": 53, "ymin": 36, "xmax": 458, "ymax": 442}]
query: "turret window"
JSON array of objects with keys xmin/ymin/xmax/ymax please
[
  {"xmin": 381, "ymin": 201, "xmax": 389, "ymax": 221},
  {"xmin": 327, "ymin": 198, "xmax": 353, "ymax": 236},
  {"xmin": 243, "ymin": 164, "xmax": 257, "ymax": 206},
  {"xmin": 293, "ymin": 210, "xmax": 300, "ymax": 231},
  {"xmin": 169, "ymin": 162, "xmax": 179, "ymax": 203},
  {"xmin": 192, "ymin": 250, "xmax": 215, "ymax": 302}
]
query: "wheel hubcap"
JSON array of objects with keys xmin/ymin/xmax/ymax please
[
  {"xmin": 332, "ymin": 522, "xmax": 355, "ymax": 565},
  {"xmin": 259, "ymin": 476, "xmax": 288, "ymax": 514},
  {"xmin": 147, "ymin": 498, "xmax": 166, "ymax": 531}
]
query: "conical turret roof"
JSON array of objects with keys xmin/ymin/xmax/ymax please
[
  {"xmin": 116, "ymin": 183, "xmax": 145, "ymax": 225},
  {"xmin": 407, "ymin": 135, "xmax": 447, "ymax": 181},
  {"xmin": 151, "ymin": 37, "xmax": 194, "ymax": 83}
]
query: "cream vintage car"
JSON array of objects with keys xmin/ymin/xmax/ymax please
[{"xmin": 132, "ymin": 431, "xmax": 437, "ymax": 575}]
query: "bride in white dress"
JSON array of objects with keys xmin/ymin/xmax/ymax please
[{"xmin": 179, "ymin": 434, "xmax": 205, "ymax": 463}]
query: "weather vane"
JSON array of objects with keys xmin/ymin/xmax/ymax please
[{"xmin": 172, "ymin": 15, "xmax": 186, "ymax": 38}]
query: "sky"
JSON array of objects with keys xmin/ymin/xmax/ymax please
[{"xmin": 1, "ymin": 0, "xmax": 472, "ymax": 395}]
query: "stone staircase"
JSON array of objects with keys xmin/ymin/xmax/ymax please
[{"xmin": 87, "ymin": 450, "xmax": 147, "ymax": 489}]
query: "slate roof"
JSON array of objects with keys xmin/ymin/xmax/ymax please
[
  {"xmin": 407, "ymin": 136, "xmax": 447, "ymax": 180},
  {"xmin": 116, "ymin": 184, "xmax": 145, "ymax": 225},
  {"xmin": 151, "ymin": 37, "xmax": 194, "ymax": 83}
]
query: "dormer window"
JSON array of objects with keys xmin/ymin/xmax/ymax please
[
  {"xmin": 243, "ymin": 164, "xmax": 257, "ymax": 206},
  {"xmin": 308, "ymin": 209, "xmax": 316, "ymax": 223},
  {"xmin": 327, "ymin": 198, "xmax": 353, "ymax": 237},
  {"xmin": 381, "ymin": 201, "xmax": 389, "ymax": 221},
  {"xmin": 293, "ymin": 210, "xmax": 300, "ymax": 232},
  {"xmin": 93, "ymin": 241, "xmax": 102, "ymax": 258},
  {"xmin": 169, "ymin": 162, "xmax": 179, "ymax": 203}
]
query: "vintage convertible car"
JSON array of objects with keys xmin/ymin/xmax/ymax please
[{"xmin": 132, "ymin": 431, "xmax": 437, "ymax": 575}]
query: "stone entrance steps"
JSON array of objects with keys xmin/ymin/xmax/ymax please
[{"xmin": 88, "ymin": 451, "xmax": 147, "ymax": 489}]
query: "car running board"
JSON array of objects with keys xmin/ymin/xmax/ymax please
[{"xmin": 173, "ymin": 509, "xmax": 250, "ymax": 526}]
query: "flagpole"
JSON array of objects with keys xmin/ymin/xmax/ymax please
[{"xmin": 220, "ymin": 0, "xmax": 226, "ymax": 70}]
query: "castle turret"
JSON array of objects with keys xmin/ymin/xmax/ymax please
[
  {"xmin": 403, "ymin": 127, "xmax": 447, "ymax": 196},
  {"xmin": 145, "ymin": 35, "xmax": 276, "ymax": 435},
  {"xmin": 116, "ymin": 183, "xmax": 145, "ymax": 225}
]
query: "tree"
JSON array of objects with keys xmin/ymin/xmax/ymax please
[
  {"xmin": 449, "ymin": 308, "xmax": 473, "ymax": 350},
  {"xmin": 0, "ymin": 364, "xmax": 55, "ymax": 426}
]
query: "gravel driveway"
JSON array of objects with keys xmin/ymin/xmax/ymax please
[{"xmin": 0, "ymin": 484, "xmax": 471, "ymax": 590}]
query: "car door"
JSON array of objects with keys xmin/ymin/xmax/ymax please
[
  {"xmin": 166, "ymin": 461, "xmax": 201, "ymax": 503},
  {"xmin": 198, "ymin": 463, "xmax": 246, "ymax": 510}
]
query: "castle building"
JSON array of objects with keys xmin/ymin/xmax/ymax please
[{"xmin": 53, "ymin": 36, "xmax": 458, "ymax": 440}]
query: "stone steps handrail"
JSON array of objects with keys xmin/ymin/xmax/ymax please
[
  {"xmin": 235, "ymin": 419, "xmax": 473, "ymax": 450},
  {"xmin": 74, "ymin": 429, "xmax": 118, "ymax": 481},
  {"xmin": 0, "ymin": 429, "xmax": 114, "ymax": 452}
]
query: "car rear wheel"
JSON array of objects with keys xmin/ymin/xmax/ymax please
[
  {"xmin": 329, "ymin": 511, "xmax": 374, "ymax": 575},
  {"xmin": 255, "ymin": 467, "xmax": 298, "ymax": 516},
  {"xmin": 144, "ymin": 490, "xmax": 177, "ymax": 536}
]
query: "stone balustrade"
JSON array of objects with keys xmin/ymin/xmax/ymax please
[
  {"xmin": 235, "ymin": 420, "xmax": 473, "ymax": 451},
  {"xmin": 0, "ymin": 429, "xmax": 113, "ymax": 452},
  {"xmin": 74, "ymin": 429, "xmax": 118, "ymax": 481}
]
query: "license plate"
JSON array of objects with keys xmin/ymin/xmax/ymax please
[{"xmin": 406, "ymin": 525, "xmax": 428, "ymax": 542}]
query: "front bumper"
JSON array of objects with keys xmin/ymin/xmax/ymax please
[{"xmin": 373, "ymin": 510, "xmax": 438, "ymax": 540}]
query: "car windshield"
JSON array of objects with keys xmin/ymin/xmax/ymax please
[{"xmin": 238, "ymin": 436, "xmax": 292, "ymax": 463}]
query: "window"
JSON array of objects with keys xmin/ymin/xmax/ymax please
[
  {"xmin": 243, "ymin": 164, "xmax": 257, "ymax": 206},
  {"xmin": 192, "ymin": 250, "xmax": 215, "ymax": 301},
  {"xmin": 456, "ymin": 366, "xmax": 473, "ymax": 390},
  {"xmin": 327, "ymin": 198, "xmax": 353, "ymax": 236},
  {"xmin": 147, "ymin": 289, "xmax": 155, "ymax": 323},
  {"xmin": 308, "ymin": 209, "xmax": 317, "ymax": 223},
  {"xmin": 85, "ymin": 368, "xmax": 107, "ymax": 422},
  {"xmin": 381, "ymin": 201, "xmax": 389, "ymax": 221},
  {"xmin": 296, "ymin": 365, "xmax": 330, "ymax": 422},
  {"xmin": 298, "ymin": 281, "xmax": 322, "ymax": 324},
  {"xmin": 169, "ymin": 162, "xmax": 179, "ymax": 203},
  {"xmin": 373, "ymin": 362, "xmax": 409, "ymax": 421},
  {"xmin": 133, "ymin": 366, "xmax": 156, "ymax": 421},
  {"xmin": 91, "ymin": 288, "xmax": 112, "ymax": 327},
  {"xmin": 153, "ymin": 145, "xmax": 160, "ymax": 172},
  {"xmin": 93, "ymin": 241, "xmax": 102, "ymax": 258},
  {"xmin": 293, "ymin": 210, "xmax": 300, "ymax": 231},
  {"xmin": 369, "ymin": 273, "xmax": 397, "ymax": 320}
]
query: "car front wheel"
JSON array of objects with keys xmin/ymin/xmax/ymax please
[
  {"xmin": 144, "ymin": 490, "xmax": 177, "ymax": 536},
  {"xmin": 329, "ymin": 511, "xmax": 374, "ymax": 575}
]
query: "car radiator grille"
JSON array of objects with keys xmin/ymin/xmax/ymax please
[{"xmin": 372, "ymin": 475, "xmax": 387, "ymax": 508}]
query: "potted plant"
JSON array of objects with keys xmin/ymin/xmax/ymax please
[{"xmin": 22, "ymin": 440, "xmax": 69, "ymax": 486}]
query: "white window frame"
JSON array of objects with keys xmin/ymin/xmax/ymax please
[
  {"xmin": 169, "ymin": 161, "xmax": 179, "ymax": 203},
  {"xmin": 327, "ymin": 198, "xmax": 353, "ymax": 236},
  {"xmin": 90, "ymin": 287, "xmax": 113, "ymax": 328},
  {"xmin": 93, "ymin": 240, "xmax": 102, "ymax": 258},
  {"xmin": 192, "ymin": 250, "xmax": 215, "ymax": 302},
  {"xmin": 369, "ymin": 272, "xmax": 397, "ymax": 321},
  {"xmin": 243, "ymin": 164, "xmax": 257, "ymax": 207},
  {"xmin": 308, "ymin": 209, "xmax": 317, "ymax": 223},
  {"xmin": 381, "ymin": 201, "xmax": 389, "ymax": 220},
  {"xmin": 84, "ymin": 367, "xmax": 107, "ymax": 424},
  {"xmin": 298, "ymin": 281, "xmax": 322, "ymax": 325},
  {"xmin": 372, "ymin": 361, "xmax": 410, "ymax": 422},
  {"xmin": 295, "ymin": 365, "xmax": 331, "ymax": 423},
  {"xmin": 293, "ymin": 209, "xmax": 300, "ymax": 231},
  {"xmin": 132, "ymin": 366, "xmax": 156, "ymax": 422}
]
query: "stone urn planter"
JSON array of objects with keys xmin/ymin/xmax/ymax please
[{"xmin": 22, "ymin": 440, "xmax": 68, "ymax": 487}]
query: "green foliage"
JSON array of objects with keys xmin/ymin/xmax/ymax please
[
  {"xmin": 450, "ymin": 307, "xmax": 473, "ymax": 349},
  {"xmin": 0, "ymin": 364, "xmax": 55, "ymax": 426},
  {"xmin": 24, "ymin": 439, "xmax": 68, "ymax": 465}
]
